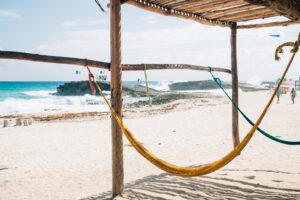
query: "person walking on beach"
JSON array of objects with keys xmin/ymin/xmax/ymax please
[
  {"xmin": 291, "ymin": 88, "xmax": 296, "ymax": 104},
  {"xmin": 276, "ymin": 88, "xmax": 282, "ymax": 103}
]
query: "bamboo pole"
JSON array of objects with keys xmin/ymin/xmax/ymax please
[
  {"xmin": 0, "ymin": 51, "xmax": 232, "ymax": 74},
  {"xmin": 110, "ymin": 0, "xmax": 124, "ymax": 197},
  {"xmin": 230, "ymin": 22, "xmax": 240, "ymax": 148},
  {"xmin": 237, "ymin": 20, "xmax": 299, "ymax": 29}
]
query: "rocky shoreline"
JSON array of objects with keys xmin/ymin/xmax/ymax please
[{"xmin": 54, "ymin": 81, "xmax": 161, "ymax": 97}]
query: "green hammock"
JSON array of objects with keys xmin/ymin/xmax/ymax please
[{"xmin": 208, "ymin": 68, "xmax": 300, "ymax": 145}]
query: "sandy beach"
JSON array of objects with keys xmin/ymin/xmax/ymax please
[{"xmin": 0, "ymin": 90, "xmax": 300, "ymax": 200}]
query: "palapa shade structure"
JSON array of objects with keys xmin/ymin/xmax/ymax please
[
  {"xmin": 0, "ymin": 0, "xmax": 299, "ymax": 198},
  {"xmin": 109, "ymin": 0, "xmax": 299, "ymax": 197},
  {"xmin": 123, "ymin": 0, "xmax": 300, "ymax": 28}
]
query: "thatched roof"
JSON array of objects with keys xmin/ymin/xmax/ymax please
[
  {"xmin": 124, "ymin": 0, "xmax": 300, "ymax": 28},
  {"xmin": 244, "ymin": 0, "xmax": 300, "ymax": 20}
]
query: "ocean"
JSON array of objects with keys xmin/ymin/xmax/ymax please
[{"xmin": 0, "ymin": 81, "xmax": 169, "ymax": 115}]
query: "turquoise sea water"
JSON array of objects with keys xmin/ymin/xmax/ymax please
[
  {"xmin": 0, "ymin": 82, "xmax": 64, "ymax": 101},
  {"xmin": 0, "ymin": 81, "xmax": 164, "ymax": 115}
]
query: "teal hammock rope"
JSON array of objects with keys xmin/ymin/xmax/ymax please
[{"xmin": 208, "ymin": 67, "xmax": 300, "ymax": 145}]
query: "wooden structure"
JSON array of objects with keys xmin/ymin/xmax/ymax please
[
  {"xmin": 0, "ymin": 0, "xmax": 299, "ymax": 198},
  {"xmin": 109, "ymin": 0, "xmax": 299, "ymax": 196}
]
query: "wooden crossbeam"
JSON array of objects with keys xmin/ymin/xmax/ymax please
[{"xmin": 0, "ymin": 51, "xmax": 232, "ymax": 74}]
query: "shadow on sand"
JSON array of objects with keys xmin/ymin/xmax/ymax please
[{"xmin": 81, "ymin": 173, "xmax": 300, "ymax": 200}]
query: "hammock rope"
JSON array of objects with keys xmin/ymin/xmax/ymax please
[
  {"xmin": 209, "ymin": 70, "xmax": 300, "ymax": 145},
  {"xmin": 208, "ymin": 34, "xmax": 300, "ymax": 145},
  {"xmin": 90, "ymin": 33, "xmax": 299, "ymax": 177},
  {"xmin": 86, "ymin": 64, "xmax": 96, "ymax": 95}
]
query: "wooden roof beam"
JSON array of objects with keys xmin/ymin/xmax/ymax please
[
  {"xmin": 125, "ymin": 0, "xmax": 231, "ymax": 27},
  {"xmin": 226, "ymin": 11, "xmax": 277, "ymax": 22},
  {"xmin": 172, "ymin": 0, "xmax": 229, "ymax": 10},
  {"xmin": 203, "ymin": 4, "xmax": 260, "ymax": 19},
  {"xmin": 165, "ymin": 0, "xmax": 212, "ymax": 8},
  {"xmin": 218, "ymin": 7, "xmax": 276, "ymax": 21},
  {"xmin": 190, "ymin": 0, "xmax": 246, "ymax": 14},
  {"xmin": 238, "ymin": 20, "xmax": 300, "ymax": 29}
]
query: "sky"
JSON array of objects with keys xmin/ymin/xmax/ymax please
[{"xmin": 0, "ymin": 0, "xmax": 299, "ymax": 83}]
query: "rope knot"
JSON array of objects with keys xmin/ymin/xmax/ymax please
[
  {"xmin": 214, "ymin": 77, "xmax": 222, "ymax": 86},
  {"xmin": 275, "ymin": 33, "xmax": 300, "ymax": 61},
  {"xmin": 208, "ymin": 66, "xmax": 212, "ymax": 72}
]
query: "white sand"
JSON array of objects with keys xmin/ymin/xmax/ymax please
[{"xmin": 0, "ymin": 91, "xmax": 300, "ymax": 200}]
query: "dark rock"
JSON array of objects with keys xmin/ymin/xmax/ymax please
[
  {"xmin": 54, "ymin": 81, "xmax": 162, "ymax": 97},
  {"xmin": 128, "ymin": 92, "xmax": 205, "ymax": 107},
  {"xmin": 169, "ymin": 80, "xmax": 231, "ymax": 91}
]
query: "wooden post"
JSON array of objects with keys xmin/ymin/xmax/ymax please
[
  {"xmin": 16, "ymin": 119, "xmax": 22, "ymax": 126},
  {"xmin": 110, "ymin": 0, "xmax": 124, "ymax": 197},
  {"xmin": 3, "ymin": 120, "xmax": 9, "ymax": 128},
  {"xmin": 231, "ymin": 22, "xmax": 240, "ymax": 147}
]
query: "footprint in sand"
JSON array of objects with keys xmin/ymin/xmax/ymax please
[
  {"xmin": 272, "ymin": 180, "xmax": 283, "ymax": 183},
  {"xmin": 0, "ymin": 165, "xmax": 9, "ymax": 171},
  {"xmin": 244, "ymin": 175, "xmax": 255, "ymax": 180}
]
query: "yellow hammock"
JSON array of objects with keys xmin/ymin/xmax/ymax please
[{"xmin": 93, "ymin": 34, "xmax": 299, "ymax": 177}]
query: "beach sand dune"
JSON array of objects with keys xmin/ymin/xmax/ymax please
[{"xmin": 0, "ymin": 91, "xmax": 299, "ymax": 200}]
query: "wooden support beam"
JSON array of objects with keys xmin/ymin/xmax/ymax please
[
  {"xmin": 224, "ymin": 11, "xmax": 277, "ymax": 22},
  {"xmin": 203, "ymin": 4, "xmax": 259, "ymax": 19},
  {"xmin": 217, "ymin": 7, "xmax": 275, "ymax": 21},
  {"xmin": 0, "ymin": 51, "xmax": 110, "ymax": 69},
  {"xmin": 230, "ymin": 22, "xmax": 240, "ymax": 148},
  {"xmin": 237, "ymin": 20, "xmax": 300, "ymax": 29},
  {"xmin": 0, "ymin": 51, "xmax": 232, "ymax": 74},
  {"xmin": 110, "ymin": 0, "xmax": 124, "ymax": 197}
]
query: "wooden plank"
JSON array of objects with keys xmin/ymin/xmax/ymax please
[
  {"xmin": 0, "ymin": 51, "xmax": 232, "ymax": 74},
  {"xmin": 230, "ymin": 22, "xmax": 240, "ymax": 148},
  {"xmin": 238, "ymin": 20, "xmax": 300, "ymax": 29},
  {"xmin": 110, "ymin": 0, "xmax": 124, "ymax": 197}
]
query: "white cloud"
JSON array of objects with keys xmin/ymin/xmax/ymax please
[
  {"xmin": 0, "ymin": 9, "xmax": 22, "ymax": 19},
  {"xmin": 17, "ymin": 20, "xmax": 300, "ymax": 81},
  {"xmin": 60, "ymin": 21, "xmax": 79, "ymax": 28},
  {"xmin": 87, "ymin": 19, "xmax": 107, "ymax": 25},
  {"xmin": 60, "ymin": 19, "xmax": 107, "ymax": 29},
  {"xmin": 142, "ymin": 16, "xmax": 162, "ymax": 25}
]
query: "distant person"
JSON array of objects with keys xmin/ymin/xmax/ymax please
[
  {"xmin": 291, "ymin": 88, "xmax": 296, "ymax": 104},
  {"xmin": 276, "ymin": 88, "xmax": 282, "ymax": 103}
]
